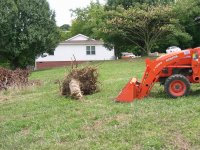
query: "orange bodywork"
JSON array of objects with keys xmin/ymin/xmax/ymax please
[
  {"xmin": 116, "ymin": 47, "xmax": 200, "ymax": 102},
  {"xmin": 116, "ymin": 78, "xmax": 140, "ymax": 102}
]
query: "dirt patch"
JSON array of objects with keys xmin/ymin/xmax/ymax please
[
  {"xmin": 28, "ymin": 80, "xmax": 42, "ymax": 86},
  {"xmin": 0, "ymin": 95, "xmax": 10, "ymax": 102},
  {"xmin": 0, "ymin": 97, "xmax": 8, "ymax": 102},
  {"xmin": 83, "ymin": 114, "xmax": 131, "ymax": 131},
  {"xmin": 132, "ymin": 144, "xmax": 142, "ymax": 150},
  {"xmin": 171, "ymin": 133, "xmax": 191, "ymax": 150},
  {"xmin": 20, "ymin": 128, "xmax": 30, "ymax": 136}
]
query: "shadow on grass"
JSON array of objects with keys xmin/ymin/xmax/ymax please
[
  {"xmin": 190, "ymin": 89, "xmax": 200, "ymax": 96},
  {"xmin": 149, "ymin": 88, "xmax": 200, "ymax": 101},
  {"xmin": 149, "ymin": 91, "xmax": 169, "ymax": 100}
]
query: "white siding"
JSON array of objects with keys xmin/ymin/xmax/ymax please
[{"xmin": 36, "ymin": 45, "xmax": 115, "ymax": 62}]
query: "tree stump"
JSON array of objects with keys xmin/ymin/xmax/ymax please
[{"xmin": 69, "ymin": 79, "xmax": 83, "ymax": 100}]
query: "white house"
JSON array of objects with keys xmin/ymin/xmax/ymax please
[{"xmin": 35, "ymin": 34, "xmax": 115, "ymax": 69}]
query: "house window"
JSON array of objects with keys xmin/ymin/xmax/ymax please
[{"xmin": 86, "ymin": 46, "xmax": 96, "ymax": 55}]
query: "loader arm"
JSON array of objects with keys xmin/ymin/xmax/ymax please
[{"xmin": 116, "ymin": 49, "xmax": 194, "ymax": 102}]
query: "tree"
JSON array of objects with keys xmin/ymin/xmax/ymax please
[
  {"xmin": 174, "ymin": 0, "xmax": 200, "ymax": 48},
  {"xmin": 60, "ymin": 24, "xmax": 70, "ymax": 31},
  {"xmin": 106, "ymin": 0, "xmax": 175, "ymax": 9},
  {"xmin": 59, "ymin": 24, "xmax": 71, "ymax": 41},
  {"xmin": 0, "ymin": 0, "xmax": 17, "ymax": 58},
  {"xmin": 70, "ymin": 2, "xmax": 105, "ymax": 39},
  {"xmin": 106, "ymin": 0, "xmax": 135, "ymax": 9},
  {"xmin": 59, "ymin": 30, "xmax": 71, "ymax": 41},
  {"xmin": 0, "ymin": 0, "xmax": 60, "ymax": 69},
  {"xmin": 102, "ymin": 4, "xmax": 191, "ymax": 55}
]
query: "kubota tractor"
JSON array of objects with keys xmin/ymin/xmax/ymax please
[{"xmin": 116, "ymin": 47, "xmax": 200, "ymax": 102}]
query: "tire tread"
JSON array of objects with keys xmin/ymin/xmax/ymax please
[{"xmin": 164, "ymin": 74, "xmax": 190, "ymax": 98}]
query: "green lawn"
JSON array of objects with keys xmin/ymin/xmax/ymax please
[{"xmin": 1, "ymin": 59, "xmax": 200, "ymax": 150}]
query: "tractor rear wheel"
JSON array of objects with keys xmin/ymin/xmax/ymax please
[{"xmin": 164, "ymin": 74, "xmax": 190, "ymax": 98}]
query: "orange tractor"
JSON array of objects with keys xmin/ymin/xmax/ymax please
[{"xmin": 116, "ymin": 47, "xmax": 200, "ymax": 102}]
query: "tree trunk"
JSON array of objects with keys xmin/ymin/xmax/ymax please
[{"xmin": 146, "ymin": 43, "xmax": 152, "ymax": 56}]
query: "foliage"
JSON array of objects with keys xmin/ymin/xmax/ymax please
[
  {"xmin": 106, "ymin": 0, "xmax": 136, "ymax": 9},
  {"xmin": 70, "ymin": 2, "xmax": 105, "ymax": 39},
  {"xmin": 106, "ymin": 0, "xmax": 175, "ymax": 9},
  {"xmin": 151, "ymin": 0, "xmax": 200, "ymax": 52},
  {"xmin": 59, "ymin": 30, "xmax": 71, "ymax": 42},
  {"xmin": 174, "ymin": 0, "xmax": 200, "ymax": 48},
  {"xmin": 69, "ymin": 1, "xmax": 194, "ymax": 56},
  {"xmin": 0, "ymin": 0, "xmax": 60, "ymax": 69},
  {"xmin": 103, "ymin": 4, "xmax": 191, "ymax": 55},
  {"xmin": 59, "ymin": 24, "xmax": 70, "ymax": 31}
]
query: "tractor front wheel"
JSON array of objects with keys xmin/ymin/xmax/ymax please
[{"xmin": 164, "ymin": 74, "xmax": 190, "ymax": 98}]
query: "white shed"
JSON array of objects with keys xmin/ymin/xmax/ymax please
[{"xmin": 35, "ymin": 34, "xmax": 115, "ymax": 69}]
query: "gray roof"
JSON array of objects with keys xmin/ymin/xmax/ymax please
[{"xmin": 60, "ymin": 40, "xmax": 104, "ymax": 45}]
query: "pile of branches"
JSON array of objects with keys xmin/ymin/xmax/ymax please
[
  {"xmin": 61, "ymin": 66, "xmax": 100, "ymax": 100},
  {"xmin": 0, "ymin": 68, "xmax": 30, "ymax": 90}
]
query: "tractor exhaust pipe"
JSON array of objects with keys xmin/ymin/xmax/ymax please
[{"xmin": 116, "ymin": 78, "xmax": 141, "ymax": 102}]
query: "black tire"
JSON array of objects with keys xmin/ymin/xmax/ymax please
[{"xmin": 164, "ymin": 74, "xmax": 190, "ymax": 98}]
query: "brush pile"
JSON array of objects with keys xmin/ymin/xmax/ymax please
[
  {"xmin": 0, "ymin": 68, "xmax": 30, "ymax": 90},
  {"xmin": 61, "ymin": 66, "xmax": 100, "ymax": 100}
]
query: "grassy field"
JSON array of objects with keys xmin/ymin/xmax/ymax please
[{"xmin": 1, "ymin": 59, "xmax": 200, "ymax": 150}]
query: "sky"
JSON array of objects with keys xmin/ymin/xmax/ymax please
[{"xmin": 47, "ymin": 0, "xmax": 106, "ymax": 26}]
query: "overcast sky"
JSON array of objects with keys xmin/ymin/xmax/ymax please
[{"xmin": 47, "ymin": 0, "xmax": 106, "ymax": 26}]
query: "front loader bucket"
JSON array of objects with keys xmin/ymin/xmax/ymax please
[{"xmin": 116, "ymin": 78, "xmax": 140, "ymax": 103}]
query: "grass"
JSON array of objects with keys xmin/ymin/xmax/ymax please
[{"xmin": 1, "ymin": 59, "xmax": 200, "ymax": 150}]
